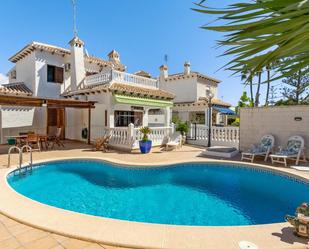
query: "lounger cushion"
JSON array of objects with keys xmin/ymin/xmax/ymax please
[{"xmin": 287, "ymin": 140, "xmax": 302, "ymax": 154}]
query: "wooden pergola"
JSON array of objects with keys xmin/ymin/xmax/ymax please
[{"xmin": 0, "ymin": 94, "xmax": 96, "ymax": 144}]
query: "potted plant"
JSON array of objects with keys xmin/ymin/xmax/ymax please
[
  {"xmin": 176, "ymin": 121, "xmax": 189, "ymax": 145},
  {"xmin": 139, "ymin": 127, "xmax": 152, "ymax": 154},
  {"xmin": 286, "ymin": 203, "xmax": 309, "ymax": 238}
]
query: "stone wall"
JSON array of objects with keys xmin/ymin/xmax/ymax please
[{"xmin": 240, "ymin": 106, "xmax": 309, "ymax": 157}]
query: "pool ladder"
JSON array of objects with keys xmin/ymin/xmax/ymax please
[{"xmin": 8, "ymin": 145, "xmax": 33, "ymax": 175}]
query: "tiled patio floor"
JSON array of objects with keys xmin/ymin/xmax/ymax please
[{"xmin": 0, "ymin": 141, "xmax": 308, "ymax": 249}]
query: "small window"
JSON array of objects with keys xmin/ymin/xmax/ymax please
[
  {"xmin": 105, "ymin": 110, "xmax": 108, "ymax": 127},
  {"xmin": 47, "ymin": 65, "xmax": 64, "ymax": 83},
  {"xmin": 11, "ymin": 70, "xmax": 16, "ymax": 79}
]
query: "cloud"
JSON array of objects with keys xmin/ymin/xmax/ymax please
[{"xmin": 0, "ymin": 73, "xmax": 8, "ymax": 85}]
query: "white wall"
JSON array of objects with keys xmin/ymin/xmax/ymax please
[
  {"xmin": 240, "ymin": 106, "xmax": 309, "ymax": 157},
  {"xmin": 35, "ymin": 50, "xmax": 68, "ymax": 98},
  {"xmin": 1, "ymin": 106, "xmax": 47, "ymax": 144},
  {"xmin": 13, "ymin": 53, "xmax": 36, "ymax": 92},
  {"xmin": 160, "ymin": 76, "xmax": 218, "ymax": 103},
  {"xmin": 196, "ymin": 78, "xmax": 218, "ymax": 99},
  {"xmin": 160, "ymin": 77, "xmax": 197, "ymax": 103}
]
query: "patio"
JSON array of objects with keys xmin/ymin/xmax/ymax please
[{"xmin": 0, "ymin": 141, "xmax": 309, "ymax": 249}]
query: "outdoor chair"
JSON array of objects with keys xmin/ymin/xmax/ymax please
[
  {"xmin": 49, "ymin": 128, "xmax": 64, "ymax": 149},
  {"xmin": 93, "ymin": 135, "xmax": 111, "ymax": 152},
  {"xmin": 16, "ymin": 132, "xmax": 28, "ymax": 147},
  {"xmin": 270, "ymin": 135, "xmax": 307, "ymax": 167},
  {"xmin": 241, "ymin": 134, "xmax": 275, "ymax": 162},
  {"xmin": 26, "ymin": 133, "xmax": 41, "ymax": 151},
  {"xmin": 165, "ymin": 132, "xmax": 182, "ymax": 151}
]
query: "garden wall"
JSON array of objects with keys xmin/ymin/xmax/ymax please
[{"xmin": 239, "ymin": 105, "xmax": 309, "ymax": 158}]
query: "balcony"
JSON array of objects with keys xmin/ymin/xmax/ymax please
[{"xmin": 84, "ymin": 69, "xmax": 159, "ymax": 89}]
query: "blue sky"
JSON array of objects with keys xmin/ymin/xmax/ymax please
[{"xmin": 0, "ymin": 0, "xmax": 273, "ymax": 105}]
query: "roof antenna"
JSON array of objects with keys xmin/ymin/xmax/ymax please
[
  {"xmin": 164, "ymin": 54, "xmax": 168, "ymax": 66},
  {"xmin": 71, "ymin": 0, "xmax": 78, "ymax": 37}
]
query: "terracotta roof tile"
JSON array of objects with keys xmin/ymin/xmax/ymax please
[
  {"xmin": 0, "ymin": 82, "xmax": 32, "ymax": 96},
  {"xmin": 109, "ymin": 83, "xmax": 174, "ymax": 99},
  {"xmin": 175, "ymin": 97, "xmax": 231, "ymax": 107},
  {"xmin": 9, "ymin": 42, "xmax": 125, "ymax": 71},
  {"xmin": 62, "ymin": 83, "xmax": 174, "ymax": 100},
  {"xmin": 165, "ymin": 72, "xmax": 221, "ymax": 83}
]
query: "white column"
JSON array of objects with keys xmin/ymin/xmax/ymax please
[
  {"xmin": 205, "ymin": 107, "xmax": 212, "ymax": 127},
  {"xmin": 164, "ymin": 107, "xmax": 171, "ymax": 127},
  {"xmin": 216, "ymin": 112, "xmax": 221, "ymax": 125},
  {"xmin": 109, "ymin": 107, "xmax": 115, "ymax": 128},
  {"xmin": 143, "ymin": 108, "xmax": 149, "ymax": 127}
]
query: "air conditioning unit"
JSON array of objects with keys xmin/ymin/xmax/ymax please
[{"xmin": 65, "ymin": 63, "xmax": 71, "ymax": 72}]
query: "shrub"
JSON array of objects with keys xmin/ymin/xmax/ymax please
[{"xmin": 139, "ymin": 127, "xmax": 152, "ymax": 141}]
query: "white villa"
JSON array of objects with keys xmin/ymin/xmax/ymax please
[
  {"xmin": 0, "ymin": 36, "xmax": 233, "ymax": 150},
  {"xmin": 159, "ymin": 63, "xmax": 234, "ymax": 126}
]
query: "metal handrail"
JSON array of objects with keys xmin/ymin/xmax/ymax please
[
  {"xmin": 8, "ymin": 146, "xmax": 22, "ymax": 169},
  {"xmin": 8, "ymin": 145, "xmax": 33, "ymax": 174},
  {"xmin": 21, "ymin": 145, "xmax": 33, "ymax": 171}
]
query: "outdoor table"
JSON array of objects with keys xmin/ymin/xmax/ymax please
[
  {"xmin": 5, "ymin": 135, "xmax": 27, "ymax": 147},
  {"xmin": 6, "ymin": 134, "xmax": 49, "ymax": 151}
]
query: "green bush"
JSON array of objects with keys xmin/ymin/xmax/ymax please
[
  {"xmin": 231, "ymin": 118, "xmax": 240, "ymax": 127},
  {"xmin": 176, "ymin": 122, "xmax": 189, "ymax": 135}
]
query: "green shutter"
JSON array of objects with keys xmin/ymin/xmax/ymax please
[{"xmin": 114, "ymin": 94, "xmax": 173, "ymax": 107}]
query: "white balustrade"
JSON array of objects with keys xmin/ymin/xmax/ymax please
[
  {"xmin": 90, "ymin": 125, "xmax": 172, "ymax": 151},
  {"xmin": 84, "ymin": 69, "xmax": 159, "ymax": 89},
  {"xmin": 84, "ymin": 72, "xmax": 112, "ymax": 86},
  {"xmin": 188, "ymin": 124, "xmax": 239, "ymax": 148}
]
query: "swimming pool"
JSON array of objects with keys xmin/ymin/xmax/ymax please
[{"xmin": 7, "ymin": 159, "xmax": 309, "ymax": 226}]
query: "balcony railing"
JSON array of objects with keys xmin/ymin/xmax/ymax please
[{"xmin": 84, "ymin": 69, "xmax": 159, "ymax": 89}]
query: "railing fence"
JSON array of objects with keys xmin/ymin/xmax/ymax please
[
  {"xmin": 91, "ymin": 124, "xmax": 174, "ymax": 151},
  {"xmin": 187, "ymin": 124, "xmax": 239, "ymax": 148},
  {"xmin": 84, "ymin": 69, "xmax": 159, "ymax": 89}
]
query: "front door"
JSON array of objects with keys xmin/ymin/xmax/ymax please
[{"xmin": 47, "ymin": 108, "xmax": 65, "ymax": 139}]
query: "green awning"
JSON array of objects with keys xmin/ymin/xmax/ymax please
[{"xmin": 114, "ymin": 94, "xmax": 173, "ymax": 108}]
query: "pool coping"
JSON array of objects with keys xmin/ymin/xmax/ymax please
[{"xmin": 1, "ymin": 156, "xmax": 309, "ymax": 249}]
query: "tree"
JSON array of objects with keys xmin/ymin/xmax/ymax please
[
  {"xmin": 236, "ymin": 91, "xmax": 253, "ymax": 113},
  {"xmin": 194, "ymin": 0, "xmax": 309, "ymax": 82},
  {"xmin": 254, "ymin": 71, "xmax": 262, "ymax": 107},
  {"xmin": 241, "ymin": 67, "xmax": 254, "ymax": 103},
  {"xmin": 280, "ymin": 67, "xmax": 309, "ymax": 103},
  {"xmin": 265, "ymin": 65, "xmax": 271, "ymax": 106}
]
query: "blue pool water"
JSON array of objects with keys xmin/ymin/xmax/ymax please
[{"xmin": 7, "ymin": 160, "xmax": 309, "ymax": 226}]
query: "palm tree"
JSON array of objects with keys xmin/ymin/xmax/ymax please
[
  {"xmin": 254, "ymin": 71, "xmax": 262, "ymax": 107},
  {"xmin": 194, "ymin": 0, "xmax": 309, "ymax": 81},
  {"xmin": 265, "ymin": 65, "xmax": 271, "ymax": 106},
  {"xmin": 241, "ymin": 67, "xmax": 254, "ymax": 104}
]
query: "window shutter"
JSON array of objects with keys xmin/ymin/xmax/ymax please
[{"xmin": 55, "ymin": 67, "xmax": 64, "ymax": 83}]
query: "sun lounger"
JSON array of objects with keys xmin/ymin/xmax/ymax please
[
  {"xmin": 270, "ymin": 135, "xmax": 307, "ymax": 167},
  {"xmin": 93, "ymin": 135, "xmax": 111, "ymax": 152},
  {"xmin": 241, "ymin": 134, "xmax": 275, "ymax": 162},
  {"xmin": 165, "ymin": 132, "xmax": 182, "ymax": 150}
]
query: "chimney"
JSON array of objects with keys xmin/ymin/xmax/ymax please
[
  {"xmin": 69, "ymin": 36, "xmax": 85, "ymax": 91},
  {"xmin": 184, "ymin": 61, "xmax": 191, "ymax": 75},
  {"xmin": 159, "ymin": 65, "xmax": 168, "ymax": 80},
  {"xmin": 108, "ymin": 50, "xmax": 121, "ymax": 64}
]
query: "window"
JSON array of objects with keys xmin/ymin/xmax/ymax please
[
  {"xmin": 10, "ymin": 70, "xmax": 16, "ymax": 79},
  {"xmin": 114, "ymin": 111, "xmax": 143, "ymax": 127},
  {"xmin": 47, "ymin": 65, "xmax": 64, "ymax": 83},
  {"xmin": 105, "ymin": 110, "xmax": 108, "ymax": 127}
]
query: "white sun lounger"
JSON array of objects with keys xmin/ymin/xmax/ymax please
[
  {"xmin": 166, "ymin": 132, "xmax": 182, "ymax": 150},
  {"xmin": 270, "ymin": 135, "xmax": 307, "ymax": 167},
  {"xmin": 241, "ymin": 134, "xmax": 275, "ymax": 163}
]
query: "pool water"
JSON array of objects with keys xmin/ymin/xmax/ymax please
[{"xmin": 8, "ymin": 160, "xmax": 309, "ymax": 226}]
